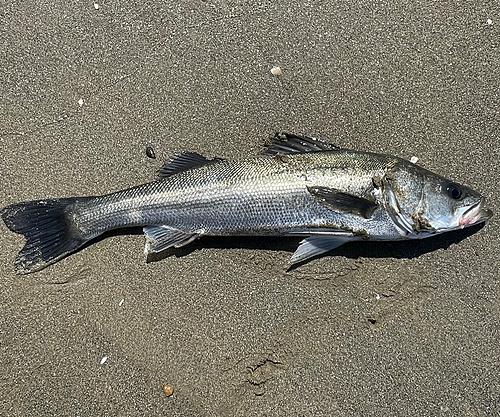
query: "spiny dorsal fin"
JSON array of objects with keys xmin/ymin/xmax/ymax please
[
  {"xmin": 307, "ymin": 186, "xmax": 377, "ymax": 219},
  {"xmin": 262, "ymin": 133, "xmax": 341, "ymax": 156},
  {"xmin": 157, "ymin": 152, "xmax": 222, "ymax": 179}
]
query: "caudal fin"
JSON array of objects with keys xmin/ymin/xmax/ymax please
[{"xmin": 1, "ymin": 198, "xmax": 90, "ymax": 274}]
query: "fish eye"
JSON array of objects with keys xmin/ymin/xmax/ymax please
[{"xmin": 446, "ymin": 183, "xmax": 462, "ymax": 200}]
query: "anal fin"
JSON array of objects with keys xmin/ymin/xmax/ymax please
[{"xmin": 144, "ymin": 226, "xmax": 199, "ymax": 255}]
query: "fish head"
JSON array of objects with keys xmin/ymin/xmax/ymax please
[{"xmin": 382, "ymin": 162, "xmax": 493, "ymax": 237}]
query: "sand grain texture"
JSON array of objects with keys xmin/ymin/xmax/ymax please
[{"xmin": 1, "ymin": 1, "xmax": 499, "ymax": 416}]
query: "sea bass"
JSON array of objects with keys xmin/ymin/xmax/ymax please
[{"xmin": 1, "ymin": 133, "xmax": 493, "ymax": 274}]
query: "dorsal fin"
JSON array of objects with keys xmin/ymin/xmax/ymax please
[
  {"xmin": 157, "ymin": 152, "xmax": 221, "ymax": 179},
  {"xmin": 262, "ymin": 133, "xmax": 341, "ymax": 156}
]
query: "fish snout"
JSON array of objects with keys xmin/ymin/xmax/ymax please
[{"xmin": 459, "ymin": 199, "xmax": 493, "ymax": 227}]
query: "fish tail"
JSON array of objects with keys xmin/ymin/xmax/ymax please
[{"xmin": 1, "ymin": 198, "xmax": 92, "ymax": 274}]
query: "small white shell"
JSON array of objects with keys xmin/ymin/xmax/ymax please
[{"xmin": 270, "ymin": 67, "xmax": 282, "ymax": 76}]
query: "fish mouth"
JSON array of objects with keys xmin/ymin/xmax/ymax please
[{"xmin": 459, "ymin": 199, "xmax": 493, "ymax": 227}]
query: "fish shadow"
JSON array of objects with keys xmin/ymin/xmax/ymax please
[{"xmin": 117, "ymin": 222, "xmax": 487, "ymax": 267}]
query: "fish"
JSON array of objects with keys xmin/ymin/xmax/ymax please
[{"xmin": 0, "ymin": 133, "xmax": 493, "ymax": 274}]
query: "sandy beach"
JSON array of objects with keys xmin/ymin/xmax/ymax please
[{"xmin": 1, "ymin": 1, "xmax": 499, "ymax": 415}]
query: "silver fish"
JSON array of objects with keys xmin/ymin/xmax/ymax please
[{"xmin": 1, "ymin": 133, "xmax": 493, "ymax": 274}]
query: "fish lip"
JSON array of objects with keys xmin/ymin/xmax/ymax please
[{"xmin": 459, "ymin": 199, "xmax": 493, "ymax": 227}]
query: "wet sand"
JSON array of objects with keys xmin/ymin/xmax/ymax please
[{"xmin": 1, "ymin": 1, "xmax": 499, "ymax": 415}]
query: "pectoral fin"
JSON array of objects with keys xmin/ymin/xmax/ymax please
[
  {"xmin": 290, "ymin": 236, "xmax": 352, "ymax": 264},
  {"xmin": 144, "ymin": 226, "xmax": 199, "ymax": 255},
  {"xmin": 307, "ymin": 186, "xmax": 377, "ymax": 219}
]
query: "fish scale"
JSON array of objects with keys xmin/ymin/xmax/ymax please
[
  {"xmin": 1, "ymin": 133, "xmax": 492, "ymax": 273},
  {"xmin": 73, "ymin": 152, "xmax": 389, "ymax": 237}
]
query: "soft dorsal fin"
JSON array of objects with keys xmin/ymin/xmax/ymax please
[
  {"xmin": 307, "ymin": 186, "xmax": 377, "ymax": 219},
  {"xmin": 158, "ymin": 152, "xmax": 221, "ymax": 179},
  {"xmin": 262, "ymin": 133, "xmax": 341, "ymax": 156}
]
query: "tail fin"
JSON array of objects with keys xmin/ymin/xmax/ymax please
[{"xmin": 1, "ymin": 198, "xmax": 91, "ymax": 274}]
